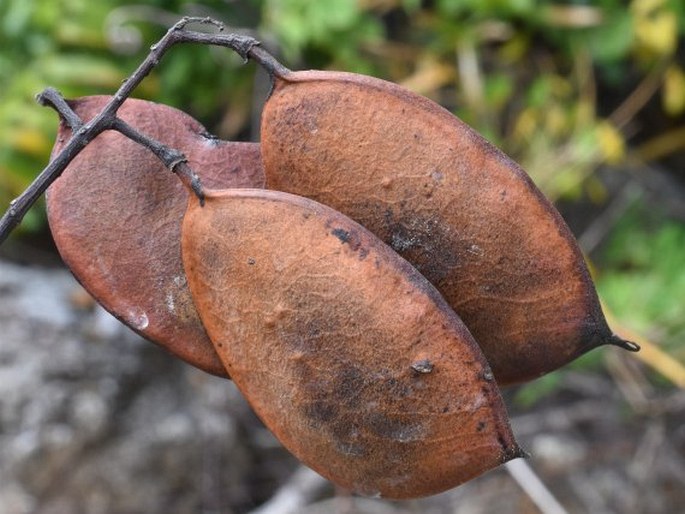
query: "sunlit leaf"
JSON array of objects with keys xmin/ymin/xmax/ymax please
[
  {"xmin": 595, "ymin": 121, "xmax": 626, "ymax": 164},
  {"xmin": 633, "ymin": 4, "xmax": 678, "ymax": 56},
  {"xmin": 663, "ymin": 64, "xmax": 685, "ymax": 116},
  {"xmin": 9, "ymin": 128, "xmax": 52, "ymax": 157}
]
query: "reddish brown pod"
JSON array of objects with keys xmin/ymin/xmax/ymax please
[
  {"xmin": 259, "ymin": 68, "xmax": 638, "ymax": 385},
  {"xmin": 181, "ymin": 188, "xmax": 522, "ymax": 499},
  {"xmin": 47, "ymin": 96, "xmax": 263, "ymax": 377}
]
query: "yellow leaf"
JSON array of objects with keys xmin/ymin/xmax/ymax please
[
  {"xmin": 634, "ymin": 9, "xmax": 677, "ymax": 56},
  {"xmin": 631, "ymin": 0, "xmax": 666, "ymax": 17},
  {"xmin": 574, "ymin": 100, "xmax": 595, "ymax": 127},
  {"xmin": 605, "ymin": 306, "xmax": 685, "ymax": 389},
  {"xmin": 595, "ymin": 121, "xmax": 625, "ymax": 164},
  {"xmin": 499, "ymin": 34, "xmax": 529, "ymax": 64},
  {"xmin": 544, "ymin": 104, "xmax": 569, "ymax": 138},
  {"xmin": 512, "ymin": 108, "xmax": 538, "ymax": 143},
  {"xmin": 586, "ymin": 176, "xmax": 608, "ymax": 204},
  {"xmin": 10, "ymin": 128, "xmax": 51, "ymax": 157},
  {"xmin": 399, "ymin": 55, "xmax": 455, "ymax": 96},
  {"xmin": 663, "ymin": 65, "xmax": 685, "ymax": 116}
]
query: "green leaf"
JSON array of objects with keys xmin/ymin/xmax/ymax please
[{"xmin": 585, "ymin": 10, "xmax": 634, "ymax": 63}]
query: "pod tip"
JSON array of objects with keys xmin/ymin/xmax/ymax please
[
  {"xmin": 609, "ymin": 333, "xmax": 640, "ymax": 352},
  {"xmin": 503, "ymin": 444, "xmax": 529, "ymax": 463}
]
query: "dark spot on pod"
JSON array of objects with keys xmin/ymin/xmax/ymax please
[
  {"xmin": 182, "ymin": 188, "xmax": 519, "ymax": 499},
  {"xmin": 305, "ymin": 400, "xmax": 339, "ymax": 424},
  {"xmin": 330, "ymin": 225, "xmax": 368, "ymax": 259},
  {"xmin": 332, "ymin": 227, "xmax": 351, "ymax": 244},
  {"xmin": 261, "ymin": 71, "xmax": 635, "ymax": 386}
]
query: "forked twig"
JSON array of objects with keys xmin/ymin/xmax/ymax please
[
  {"xmin": 0, "ymin": 16, "xmax": 288, "ymax": 245},
  {"xmin": 35, "ymin": 87, "xmax": 205, "ymax": 207}
]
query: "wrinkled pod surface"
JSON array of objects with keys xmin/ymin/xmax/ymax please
[
  {"xmin": 260, "ymin": 68, "xmax": 638, "ymax": 385},
  {"xmin": 181, "ymin": 188, "xmax": 522, "ymax": 499},
  {"xmin": 47, "ymin": 96, "xmax": 264, "ymax": 377}
]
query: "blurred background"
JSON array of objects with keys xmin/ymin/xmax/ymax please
[{"xmin": 0, "ymin": 1, "xmax": 683, "ymax": 513}]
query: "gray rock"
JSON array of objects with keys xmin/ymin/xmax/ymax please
[{"xmin": 0, "ymin": 260, "xmax": 291, "ymax": 514}]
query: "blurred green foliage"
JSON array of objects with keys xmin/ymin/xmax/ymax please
[
  {"xmin": 2, "ymin": 0, "xmax": 684, "ymax": 214},
  {"xmin": 598, "ymin": 203, "xmax": 685, "ymax": 355},
  {"xmin": 0, "ymin": 0, "xmax": 261, "ymax": 230},
  {"xmin": 1, "ymin": 0, "xmax": 683, "ymax": 392}
]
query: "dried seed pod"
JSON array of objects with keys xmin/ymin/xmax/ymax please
[
  {"xmin": 259, "ymin": 69, "xmax": 638, "ymax": 385},
  {"xmin": 181, "ymin": 188, "xmax": 522, "ymax": 499},
  {"xmin": 47, "ymin": 96, "xmax": 263, "ymax": 377}
]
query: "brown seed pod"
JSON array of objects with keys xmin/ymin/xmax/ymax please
[
  {"xmin": 259, "ymin": 69, "xmax": 638, "ymax": 385},
  {"xmin": 47, "ymin": 96, "xmax": 263, "ymax": 377},
  {"xmin": 181, "ymin": 188, "xmax": 522, "ymax": 499}
]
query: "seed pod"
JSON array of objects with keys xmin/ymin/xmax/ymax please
[
  {"xmin": 47, "ymin": 96, "xmax": 263, "ymax": 377},
  {"xmin": 260, "ymin": 69, "xmax": 638, "ymax": 385},
  {"xmin": 181, "ymin": 188, "xmax": 522, "ymax": 499}
]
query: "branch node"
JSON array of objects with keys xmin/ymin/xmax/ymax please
[
  {"xmin": 235, "ymin": 36, "xmax": 261, "ymax": 63},
  {"xmin": 168, "ymin": 155, "xmax": 188, "ymax": 172}
]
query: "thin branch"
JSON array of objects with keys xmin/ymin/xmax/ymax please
[
  {"xmin": 634, "ymin": 125, "xmax": 685, "ymax": 162},
  {"xmin": 577, "ymin": 180, "xmax": 641, "ymax": 254},
  {"xmin": 36, "ymin": 88, "xmax": 209, "ymax": 207},
  {"xmin": 609, "ymin": 60, "xmax": 667, "ymax": 130},
  {"xmin": 0, "ymin": 16, "xmax": 290, "ymax": 245},
  {"xmin": 110, "ymin": 118, "xmax": 205, "ymax": 205}
]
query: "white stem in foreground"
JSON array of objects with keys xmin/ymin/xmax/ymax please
[
  {"xmin": 249, "ymin": 466, "xmax": 329, "ymax": 514},
  {"xmin": 505, "ymin": 459, "xmax": 570, "ymax": 514}
]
